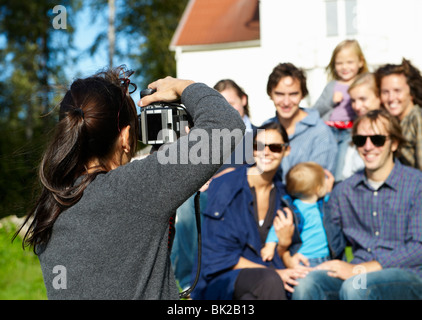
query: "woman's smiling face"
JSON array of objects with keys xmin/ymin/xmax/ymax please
[
  {"xmin": 253, "ymin": 129, "xmax": 289, "ymax": 174},
  {"xmin": 380, "ymin": 73, "xmax": 414, "ymax": 120}
]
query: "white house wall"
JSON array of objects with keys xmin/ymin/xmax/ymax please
[{"xmin": 175, "ymin": 45, "xmax": 275, "ymax": 126}]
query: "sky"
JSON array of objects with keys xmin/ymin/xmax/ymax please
[
  {"xmin": 67, "ymin": 5, "xmax": 110, "ymax": 78},
  {"xmin": 67, "ymin": 4, "xmax": 141, "ymax": 103}
]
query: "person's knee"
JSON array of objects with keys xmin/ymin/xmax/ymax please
[
  {"xmin": 261, "ymin": 269, "xmax": 283, "ymax": 286},
  {"xmin": 340, "ymin": 269, "xmax": 385, "ymax": 300},
  {"xmin": 235, "ymin": 268, "xmax": 286, "ymax": 300},
  {"xmin": 260, "ymin": 270, "xmax": 286, "ymax": 300},
  {"xmin": 340, "ymin": 269, "xmax": 422, "ymax": 300},
  {"xmin": 339, "ymin": 277, "xmax": 366, "ymax": 300},
  {"xmin": 252, "ymin": 269, "xmax": 285, "ymax": 300},
  {"xmin": 292, "ymin": 270, "xmax": 329, "ymax": 300},
  {"xmin": 254, "ymin": 269, "xmax": 284, "ymax": 296}
]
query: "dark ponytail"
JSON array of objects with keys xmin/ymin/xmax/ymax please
[{"xmin": 15, "ymin": 66, "xmax": 138, "ymax": 251}]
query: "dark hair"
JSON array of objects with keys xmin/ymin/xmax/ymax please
[
  {"xmin": 214, "ymin": 79, "xmax": 251, "ymax": 117},
  {"xmin": 255, "ymin": 121, "xmax": 289, "ymax": 145},
  {"xmin": 375, "ymin": 58, "xmax": 422, "ymax": 107},
  {"xmin": 266, "ymin": 63, "xmax": 308, "ymax": 98},
  {"xmin": 16, "ymin": 66, "xmax": 138, "ymax": 250},
  {"xmin": 352, "ymin": 109, "xmax": 406, "ymax": 158}
]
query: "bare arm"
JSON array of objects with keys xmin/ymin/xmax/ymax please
[
  {"xmin": 273, "ymin": 208, "xmax": 294, "ymax": 256},
  {"xmin": 233, "ymin": 256, "xmax": 266, "ymax": 270}
]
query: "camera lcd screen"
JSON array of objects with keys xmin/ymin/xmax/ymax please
[{"xmin": 147, "ymin": 113, "xmax": 163, "ymax": 142}]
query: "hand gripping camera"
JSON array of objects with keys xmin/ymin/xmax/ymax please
[{"xmin": 138, "ymin": 88, "xmax": 192, "ymax": 146}]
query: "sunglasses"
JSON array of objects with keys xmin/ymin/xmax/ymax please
[
  {"xmin": 352, "ymin": 135, "xmax": 388, "ymax": 147},
  {"xmin": 117, "ymin": 69, "xmax": 137, "ymax": 132},
  {"xmin": 253, "ymin": 141, "xmax": 289, "ymax": 153}
]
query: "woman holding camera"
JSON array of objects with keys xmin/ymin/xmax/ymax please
[{"xmin": 17, "ymin": 66, "xmax": 245, "ymax": 299}]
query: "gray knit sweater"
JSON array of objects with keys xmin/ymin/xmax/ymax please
[{"xmin": 37, "ymin": 83, "xmax": 245, "ymax": 300}]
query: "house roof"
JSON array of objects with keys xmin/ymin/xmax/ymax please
[{"xmin": 170, "ymin": 0, "xmax": 260, "ymax": 49}]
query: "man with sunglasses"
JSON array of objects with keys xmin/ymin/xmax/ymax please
[{"xmin": 292, "ymin": 109, "xmax": 422, "ymax": 300}]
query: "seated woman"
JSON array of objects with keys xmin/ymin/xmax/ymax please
[{"xmin": 191, "ymin": 122, "xmax": 309, "ymax": 300}]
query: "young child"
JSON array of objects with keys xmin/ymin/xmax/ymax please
[
  {"xmin": 261, "ymin": 162, "xmax": 335, "ymax": 268},
  {"xmin": 313, "ymin": 39, "xmax": 368, "ymax": 181},
  {"xmin": 342, "ymin": 72, "xmax": 381, "ymax": 179},
  {"xmin": 348, "ymin": 72, "xmax": 381, "ymax": 117}
]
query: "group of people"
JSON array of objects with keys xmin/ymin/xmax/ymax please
[
  {"xmin": 17, "ymin": 38, "xmax": 422, "ymax": 300},
  {"xmin": 172, "ymin": 39, "xmax": 422, "ymax": 300}
]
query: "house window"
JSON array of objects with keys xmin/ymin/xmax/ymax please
[
  {"xmin": 326, "ymin": 0, "xmax": 338, "ymax": 36},
  {"xmin": 345, "ymin": 0, "xmax": 357, "ymax": 35},
  {"xmin": 326, "ymin": 0, "xmax": 358, "ymax": 37}
]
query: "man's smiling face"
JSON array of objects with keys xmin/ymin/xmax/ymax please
[
  {"xmin": 355, "ymin": 117, "xmax": 398, "ymax": 176},
  {"xmin": 270, "ymin": 76, "xmax": 303, "ymax": 121}
]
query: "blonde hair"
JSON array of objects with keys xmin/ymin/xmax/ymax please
[
  {"xmin": 326, "ymin": 39, "xmax": 368, "ymax": 81},
  {"xmin": 348, "ymin": 72, "xmax": 379, "ymax": 97},
  {"xmin": 286, "ymin": 162, "xmax": 325, "ymax": 199}
]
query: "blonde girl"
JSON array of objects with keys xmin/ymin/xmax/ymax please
[{"xmin": 313, "ymin": 39, "xmax": 368, "ymax": 181}]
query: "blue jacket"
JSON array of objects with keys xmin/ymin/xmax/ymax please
[
  {"xmin": 281, "ymin": 195, "xmax": 346, "ymax": 260},
  {"xmin": 191, "ymin": 166, "xmax": 287, "ymax": 300}
]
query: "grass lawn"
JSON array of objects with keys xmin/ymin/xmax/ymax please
[{"xmin": 0, "ymin": 217, "xmax": 47, "ymax": 300}]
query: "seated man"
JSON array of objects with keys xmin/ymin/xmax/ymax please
[
  {"xmin": 292, "ymin": 109, "xmax": 422, "ymax": 300},
  {"xmin": 264, "ymin": 62, "xmax": 337, "ymax": 182}
]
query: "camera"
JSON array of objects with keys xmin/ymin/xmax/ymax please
[{"xmin": 138, "ymin": 88, "xmax": 192, "ymax": 145}]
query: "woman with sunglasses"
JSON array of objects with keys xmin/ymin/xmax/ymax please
[
  {"xmin": 191, "ymin": 121, "xmax": 309, "ymax": 300},
  {"xmin": 293, "ymin": 109, "xmax": 422, "ymax": 300},
  {"xmin": 15, "ymin": 66, "xmax": 245, "ymax": 300}
]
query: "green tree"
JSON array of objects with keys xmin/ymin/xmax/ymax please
[
  {"xmin": 0, "ymin": 0, "xmax": 188, "ymax": 219},
  {"xmin": 124, "ymin": 0, "xmax": 188, "ymax": 88},
  {"xmin": 88, "ymin": 0, "xmax": 188, "ymax": 89},
  {"xmin": 0, "ymin": 1, "xmax": 80, "ymax": 219}
]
